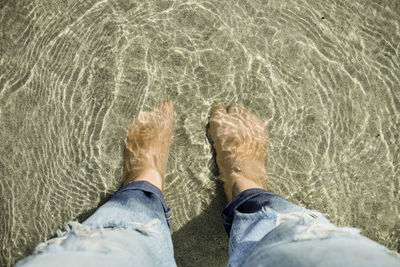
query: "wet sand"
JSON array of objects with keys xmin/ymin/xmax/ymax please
[{"xmin": 0, "ymin": 0, "xmax": 399, "ymax": 265}]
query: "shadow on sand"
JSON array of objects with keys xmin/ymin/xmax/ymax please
[{"xmin": 171, "ymin": 182, "xmax": 229, "ymax": 267}]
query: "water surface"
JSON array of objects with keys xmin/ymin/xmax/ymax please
[{"xmin": 0, "ymin": 0, "xmax": 399, "ymax": 266}]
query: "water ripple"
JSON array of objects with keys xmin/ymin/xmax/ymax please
[{"xmin": 1, "ymin": 0, "xmax": 399, "ymax": 266}]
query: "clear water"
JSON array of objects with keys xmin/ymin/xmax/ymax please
[{"xmin": 0, "ymin": 0, "xmax": 399, "ymax": 266}]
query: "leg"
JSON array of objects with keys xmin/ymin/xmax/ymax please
[
  {"xmin": 223, "ymin": 189, "xmax": 400, "ymax": 267},
  {"xmin": 209, "ymin": 103, "xmax": 400, "ymax": 267},
  {"xmin": 17, "ymin": 101, "xmax": 176, "ymax": 267}
]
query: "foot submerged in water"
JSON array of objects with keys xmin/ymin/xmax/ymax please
[
  {"xmin": 208, "ymin": 102, "xmax": 268, "ymax": 202},
  {"xmin": 123, "ymin": 101, "xmax": 174, "ymax": 191}
]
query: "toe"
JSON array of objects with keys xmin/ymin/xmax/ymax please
[
  {"xmin": 237, "ymin": 104, "xmax": 249, "ymax": 115},
  {"xmin": 262, "ymin": 120, "xmax": 268, "ymax": 129},
  {"xmin": 159, "ymin": 100, "xmax": 174, "ymax": 115},
  {"xmin": 208, "ymin": 118, "xmax": 220, "ymax": 137},
  {"xmin": 210, "ymin": 104, "xmax": 227, "ymax": 117},
  {"xmin": 228, "ymin": 102, "xmax": 238, "ymax": 114}
]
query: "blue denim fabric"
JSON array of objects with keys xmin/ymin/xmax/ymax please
[
  {"xmin": 222, "ymin": 188, "xmax": 400, "ymax": 267},
  {"xmin": 16, "ymin": 181, "xmax": 176, "ymax": 267},
  {"xmin": 16, "ymin": 184, "xmax": 400, "ymax": 267}
]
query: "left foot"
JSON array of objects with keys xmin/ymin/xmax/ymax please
[{"xmin": 123, "ymin": 101, "xmax": 174, "ymax": 190}]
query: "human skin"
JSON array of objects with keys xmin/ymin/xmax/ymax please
[
  {"xmin": 122, "ymin": 100, "xmax": 174, "ymax": 191},
  {"xmin": 208, "ymin": 102, "xmax": 268, "ymax": 202},
  {"xmin": 122, "ymin": 100, "xmax": 268, "ymax": 203}
]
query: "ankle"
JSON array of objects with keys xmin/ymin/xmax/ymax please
[
  {"xmin": 223, "ymin": 173, "xmax": 265, "ymax": 202},
  {"xmin": 123, "ymin": 168, "xmax": 164, "ymax": 191}
]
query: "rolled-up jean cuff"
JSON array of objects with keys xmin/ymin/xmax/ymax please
[
  {"xmin": 113, "ymin": 180, "xmax": 172, "ymax": 229},
  {"xmin": 222, "ymin": 188, "xmax": 280, "ymax": 235}
]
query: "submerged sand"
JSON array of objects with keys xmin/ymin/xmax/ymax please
[{"xmin": 0, "ymin": 0, "xmax": 399, "ymax": 266}]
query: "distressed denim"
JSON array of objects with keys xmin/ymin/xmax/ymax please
[
  {"xmin": 17, "ymin": 184, "xmax": 400, "ymax": 267},
  {"xmin": 16, "ymin": 181, "xmax": 176, "ymax": 267},
  {"xmin": 222, "ymin": 188, "xmax": 400, "ymax": 267}
]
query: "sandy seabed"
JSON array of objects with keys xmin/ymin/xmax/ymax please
[{"xmin": 0, "ymin": 0, "xmax": 399, "ymax": 266}]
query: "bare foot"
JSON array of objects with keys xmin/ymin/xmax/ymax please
[
  {"xmin": 123, "ymin": 101, "xmax": 174, "ymax": 191},
  {"xmin": 208, "ymin": 102, "xmax": 268, "ymax": 202}
]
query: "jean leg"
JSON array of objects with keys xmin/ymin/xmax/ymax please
[
  {"xmin": 83, "ymin": 180, "xmax": 172, "ymax": 229},
  {"xmin": 16, "ymin": 181, "xmax": 176, "ymax": 267},
  {"xmin": 223, "ymin": 189, "xmax": 400, "ymax": 267}
]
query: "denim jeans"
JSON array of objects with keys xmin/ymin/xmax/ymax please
[
  {"xmin": 16, "ymin": 181, "xmax": 175, "ymax": 267},
  {"xmin": 17, "ymin": 182, "xmax": 400, "ymax": 267},
  {"xmin": 222, "ymin": 189, "xmax": 400, "ymax": 267}
]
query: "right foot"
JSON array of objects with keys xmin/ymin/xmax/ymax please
[{"xmin": 208, "ymin": 102, "xmax": 268, "ymax": 202}]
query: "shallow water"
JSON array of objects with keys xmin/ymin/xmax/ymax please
[{"xmin": 0, "ymin": 0, "xmax": 399, "ymax": 265}]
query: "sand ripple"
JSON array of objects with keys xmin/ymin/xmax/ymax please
[{"xmin": 0, "ymin": 0, "xmax": 399, "ymax": 265}]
